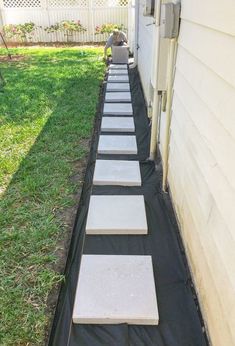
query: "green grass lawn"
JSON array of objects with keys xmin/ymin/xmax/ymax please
[{"xmin": 0, "ymin": 47, "xmax": 105, "ymax": 345}]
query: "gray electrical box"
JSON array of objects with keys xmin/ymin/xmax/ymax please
[{"xmin": 160, "ymin": 2, "xmax": 181, "ymax": 38}]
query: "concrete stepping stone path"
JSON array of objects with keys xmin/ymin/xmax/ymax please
[
  {"xmin": 103, "ymin": 103, "xmax": 133, "ymax": 116},
  {"xmin": 98, "ymin": 135, "xmax": 137, "ymax": 155},
  {"xmin": 109, "ymin": 64, "xmax": 128, "ymax": 69},
  {"xmin": 86, "ymin": 195, "xmax": 147, "ymax": 235},
  {"xmin": 93, "ymin": 160, "xmax": 141, "ymax": 186},
  {"xmin": 101, "ymin": 117, "xmax": 135, "ymax": 132},
  {"xmin": 109, "ymin": 69, "xmax": 128, "ymax": 75},
  {"xmin": 108, "ymin": 75, "xmax": 129, "ymax": 83},
  {"xmin": 72, "ymin": 255, "xmax": 159, "ymax": 325},
  {"xmin": 105, "ymin": 91, "xmax": 131, "ymax": 103},
  {"xmin": 72, "ymin": 65, "xmax": 160, "ymax": 329},
  {"xmin": 106, "ymin": 83, "xmax": 130, "ymax": 92}
]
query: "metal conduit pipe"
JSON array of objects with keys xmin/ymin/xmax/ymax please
[
  {"xmin": 149, "ymin": 0, "xmax": 163, "ymax": 159},
  {"xmin": 162, "ymin": 37, "xmax": 177, "ymax": 191},
  {"xmin": 149, "ymin": 90, "xmax": 161, "ymax": 160}
]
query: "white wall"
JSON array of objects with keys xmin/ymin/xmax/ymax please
[
  {"xmin": 167, "ymin": 1, "xmax": 235, "ymax": 345},
  {"xmin": 137, "ymin": 0, "xmax": 155, "ymax": 104}
]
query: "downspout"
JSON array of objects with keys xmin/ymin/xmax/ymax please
[
  {"xmin": 129, "ymin": 0, "xmax": 139, "ymax": 69},
  {"xmin": 162, "ymin": 37, "xmax": 177, "ymax": 191},
  {"xmin": 149, "ymin": 90, "xmax": 161, "ymax": 160},
  {"xmin": 149, "ymin": 0, "xmax": 162, "ymax": 160}
]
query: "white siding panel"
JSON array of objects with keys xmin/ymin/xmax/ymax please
[
  {"xmin": 174, "ymin": 71, "xmax": 235, "ymax": 201},
  {"xmin": 178, "ymin": 20, "xmax": 235, "ymax": 88},
  {"xmin": 181, "ymin": 0, "xmax": 235, "ymax": 36},
  {"xmin": 172, "ymin": 182, "xmax": 235, "ymax": 346},
  {"xmin": 169, "ymin": 133, "xmax": 235, "ymax": 345},
  {"xmin": 170, "ymin": 130, "xmax": 235, "ymax": 297},
  {"xmin": 168, "ymin": 7, "xmax": 235, "ymax": 340},
  {"xmin": 171, "ymin": 106, "xmax": 235, "ymax": 280},
  {"xmin": 176, "ymin": 45, "xmax": 235, "ymax": 140}
]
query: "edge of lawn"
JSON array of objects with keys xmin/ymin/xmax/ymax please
[
  {"xmin": 0, "ymin": 47, "xmax": 106, "ymax": 345},
  {"xmin": 46, "ymin": 70, "xmax": 106, "ymax": 346}
]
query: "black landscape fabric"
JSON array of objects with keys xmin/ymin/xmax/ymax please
[{"xmin": 49, "ymin": 67, "xmax": 208, "ymax": 346}]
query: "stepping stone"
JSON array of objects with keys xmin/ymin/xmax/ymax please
[
  {"xmin": 73, "ymin": 255, "xmax": 159, "ymax": 325},
  {"xmin": 101, "ymin": 117, "xmax": 135, "ymax": 132},
  {"xmin": 93, "ymin": 160, "xmax": 141, "ymax": 186},
  {"xmin": 108, "ymin": 75, "xmax": 129, "ymax": 83},
  {"xmin": 109, "ymin": 69, "xmax": 128, "ymax": 75},
  {"xmin": 110, "ymin": 64, "xmax": 128, "ymax": 70},
  {"xmin": 105, "ymin": 92, "xmax": 131, "ymax": 103},
  {"xmin": 86, "ymin": 195, "xmax": 148, "ymax": 235},
  {"xmin": 106, "ymin": 83, "xmax": 130, "ymax": 92},
  {"xmin": 98, "ymin": 135, "xmax": 137, "ymax": 155},
  {"xmin": 103, "ymin": 103, "xmax": 133, "ymax": 116}
]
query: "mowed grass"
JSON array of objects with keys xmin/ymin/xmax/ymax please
[{"xmin": 0, "ymin": 47, "xmax": 105, "ymax": 345}]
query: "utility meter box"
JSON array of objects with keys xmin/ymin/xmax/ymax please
[
  {"xmin": 157, "ymin": 39, "xmax": 169, "ymax": 90},
  {"xmin": 151, "ymin": 26, "xmax": 170, "ymax": 92},
  {"xmin": 160, "ymin": 2, "xmax": 181, "ymax": 38},
  {"xmin": 151, "ymin": 38, "xmax": 169, "ymax": 91}
]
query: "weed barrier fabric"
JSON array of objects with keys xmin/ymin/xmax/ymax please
[{"xmin": 49, "ymin": 68, "xmax": 208, "ymax": 346}]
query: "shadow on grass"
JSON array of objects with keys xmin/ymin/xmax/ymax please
[{"xmin": 0, "ymin": 49, "xmax": 104, "ymax": 345}]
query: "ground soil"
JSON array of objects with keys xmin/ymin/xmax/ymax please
[
  {"xmin": 0, "ymin": 42, "xmax": 105, "ymax": 48},
  {"xmin": 0, "ymin": 54, "xmax": 26, "ymax": 62}
]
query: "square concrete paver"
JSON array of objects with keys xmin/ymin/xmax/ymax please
[
  {"xmin": 98, "ymin": 135, "xmax": 137, "ymax": 155},
  {"xmin": 105, "ymin": 92, "xmax": 131, "ymax": 103},
  {"xmin": 72, "ymin": 255, "xmax": 159, "ymax": 325},
  {"xmin": 110, "ymin": 64, "xmax": 128, "ymax": 69},
  {"xmin": 103, "ymin": 103, "xmax": 133, "ymax": 115},
  {"xmin": 93, "ymin": 160, "xmax": 141, "ymax": 186},
  {"xmin": 86, "ymin": 195, "xmax": 147, "ymax": 234},
  {"xmin": 101, "ymin": 117, "xmax": 135, "ymax": 132},
  {"xmin": 108, "ymin": 75, "xmax": 129, "ymax": 83},
  {"xmin": 109, "ymin": 69, "xmax": 128, "ymax": 75},
  {"xmin": 106, "ymin": 83, "xmax": 130, "ymax": 92}
]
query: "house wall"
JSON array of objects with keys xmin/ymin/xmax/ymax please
[
  {"xmin": 167, "ymin": 1, "xmax": 235, "ymax": 345},
  {"xmin": 137, "ymin": 0, "xmax": 235, "ymax": 343},
  {"xmin": 137, "ymin": 0, "xmax": 155, "ymax": 104}
]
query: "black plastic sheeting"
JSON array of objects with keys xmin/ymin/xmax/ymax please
[{"xmin": 49, "ymin": 67, "xmax": 208, "ymax": 346}]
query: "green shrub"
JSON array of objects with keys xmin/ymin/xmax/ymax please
[
  {"xmin": 45, "ymin": 20, "xmax": 86, "ymax": 33},
  {"xmin": 95, "ymin": 23, "xmax": 125, "ymax": 34},
  {"xmin": 3, "ymin": 22, "xmax": 36, "ymax": 41}
]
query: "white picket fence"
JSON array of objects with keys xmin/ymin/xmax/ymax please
[{"xmin": 0, "ymin": 0, "xmax": 134, "ymax": 48}]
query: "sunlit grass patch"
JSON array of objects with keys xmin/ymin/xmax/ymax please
[{"xmin": 0, "ymin": 47, "xmax": 105, "ymax": 345}]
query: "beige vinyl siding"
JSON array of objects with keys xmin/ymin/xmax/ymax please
[
  {"xmin": 181, "ymin": 0, "xmax": 235, "ymax": 36},
  {"xmin": 168, "ymin": 2, "xmax": 235, "ymax": 345}
]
